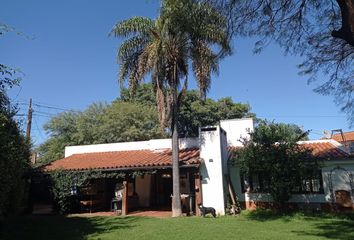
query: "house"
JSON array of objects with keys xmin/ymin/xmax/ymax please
[
  {"xmin": 36, "ymin": 118, "xmax": 354, "ymax": 215},
  {"xmin": 330, "ymin": 131, "xmax": 354, "ymax": 153}
]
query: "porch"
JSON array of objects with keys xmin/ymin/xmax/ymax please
[{"xmin": 73, "ymin": 168, "xmax": 202, "ymax": 216}]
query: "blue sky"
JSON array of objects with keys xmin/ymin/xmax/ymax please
[{"xmin": 1, "ymin": 0, "xmax": 352, "ymax": 146}]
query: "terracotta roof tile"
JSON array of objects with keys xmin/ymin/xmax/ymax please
[
  {"xmin": 44, "ymin": 140, "xmax": 350, "ymax": 172},
  {"xmin": 331, "ymin": 131, "xmax": 354, "ymax": 142},
  {"xmin": 228, "ymin": 141, "xmax": 350, "ymax": 160},
  {"xmin": 299, "ymin": 141, "xmax": 349, "ymax": 159},
  {"xmin": 44, "ymin": 148, "xmax": 201, "ymax": 171}
]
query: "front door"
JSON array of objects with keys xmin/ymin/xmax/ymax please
[{"xmin": 151, "ymin": 173, "xmax": 172, "ymax": 209}]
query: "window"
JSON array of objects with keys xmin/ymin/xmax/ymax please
[
  {"xmin": 350, "ymin": 142, "xmax": 354, "ymax": 154},
  {"xmin": 240, "ymin": 171, "xmax": 324, "ymax": 194},
  {"xmin": 296, "ymin": 172, "xmax": 324, "ymax": 193},
  {"xmin": 240, "ymin": 173, "xmax": 271, "ymax": 193}
]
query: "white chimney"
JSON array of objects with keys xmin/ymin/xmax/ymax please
[{"xmin": 199, "ymin": 126, "xmax": 228, "ymax": 215}]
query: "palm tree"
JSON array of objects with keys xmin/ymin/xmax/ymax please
[{"xmin": 110, "ymin": 0, "xmax": 231, "ymax": 217}]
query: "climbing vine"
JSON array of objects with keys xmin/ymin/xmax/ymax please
[{"xmin": 48, "ymin": 169, "xmax": 156, "ymax": 213}]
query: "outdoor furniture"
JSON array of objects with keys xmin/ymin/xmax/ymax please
[
  {"xmin": 111, "ymin": 198, "xmax": 122, "ymax": 212},
  {"xmin": 181, "ymin": 193, "xmax": 194, "ymax": 215}
]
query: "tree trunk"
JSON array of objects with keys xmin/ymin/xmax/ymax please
[
  {"xmin": 332, "ymin": 0, "xmax": 354, "ymax": 47},
  {"xmin": 171, "ymin": 62, "xmax": 182, "ymax": 217}
]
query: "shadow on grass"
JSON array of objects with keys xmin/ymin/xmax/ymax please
[
  {"xmin": 0, "ymin": 214, "xmax": 144, "ymax": 240},
  {"xmin": 293, "ymin": 217, "xmax": 354, "ymax": 240},
  {"xmin": 243, "ymin": 209, "xmax": 296, "ymax": 222},
  {"xmin": 244, "ymin": 209, "xmax": 354, "ymax": 239},
  {"xmin": 245, "ymin": 209, "xmax": 354, "ymax": 221}
]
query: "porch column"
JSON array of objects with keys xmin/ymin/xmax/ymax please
[
  {"xmin": 195, "ymin": 173, "xmax": 202, "ymax": 216},
  {"xmin": 122, "ymin": 181, "xmax": 128, "ymax": 216}
]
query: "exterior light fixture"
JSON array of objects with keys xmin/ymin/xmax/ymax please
[{"xmin": 162, "ymin": 173, "xmax": 171, "ymax": 178}]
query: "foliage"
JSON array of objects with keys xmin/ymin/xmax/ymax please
[
  {"xmin": 235, "ymin": 121, "xmax": 319, "ymax": 206},
  {"xmin": 36, "ymin": 101, "xmax": 163, "ymax": 164},
  {"xmin": 207, "ymin": 0, "xmax": 354, "ymax": 125},
  {"xmin": 37, "ymin": 83, "xmax": 253, "ymax": 165},
  {"xmin": 101, "ymin": 101, "xmax": 162, "ymax": 143},
  {"xmin": 49, "ymin": 169, "xmax": 126, "ymax": 213},
  {"xmin": 120, "ymin": 84, "xmax": 156, "ymax": 106},
  {"xmin": 178, "ymin": 90, "xmax": 254, "ymax": 137},
  {"xmin": 0, "ymin": 22, "xmax": 30, "ymax": 218},
  {"xmin": 112, "ymin": 0, "xmax": 232, "ymax": 215},
  {"xmin": 120, "ymin": 83, "xmax": 255, "ymax": 137},
  {"xmin": 0, "ymin": 23, "xmax": 23, "ymax": 89},
  {"xmin": 48, "ymin": 169, "xmax": 155, "ymax": 214},
  {"xmin": 0, "ymin": 85, "xmax": 30, "ymax": 217},
  {"xmin": 0, "ymin": 64, "xmax": 22, "ymax": 90}
]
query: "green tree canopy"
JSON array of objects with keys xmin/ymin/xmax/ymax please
[
  {"xmin": 37, "ymin": 85, "xmax": 253, "ymax": 165},
  {"xmin": 235, "ymin": 120, "xmax": 319, "ymax": 207},
  {"xmin": 178, "ymin": 91, "xmax": 254, "ymax": 137},
  {"xmin": 111, "ymin": 0, "xmax": 233, "ymax": 215},
  {"xmin": 0, "ymin": 83, "xmax": 30, "ymax": 218},
  {"xmin": 0, "ymin": 23, "xmax": 30, "ymax": 217},
  {"xmin": 120, "ymin": 83, "xmax": 255, "ymax": 137},
  {"xmin": 0, "ymin": 92, "xmax": 30, "ymax": 217},
  {"xmin": 37, "ymin": 101, "xmax": 163, "ymax": 164}
]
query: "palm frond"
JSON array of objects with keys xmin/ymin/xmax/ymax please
[
  {"xmin": 117, "ymin": 36, "xmax": 148, "ymax": 63},
  {"xmin": 192, "ymin": 41, "xmax": 219, "ymax": 99},
  {"xmin": 110, "ymin": 17, "xmax": 155, "ymax": 38}
]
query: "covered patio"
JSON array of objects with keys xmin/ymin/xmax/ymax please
[{"xmin": 37, "ymin": 148, "xmax": 203, "ymax": 216}]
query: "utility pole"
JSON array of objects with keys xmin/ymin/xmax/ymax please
[{"xmin": 26, "ymin": 98, "xmax": 33, "ymax": 140}]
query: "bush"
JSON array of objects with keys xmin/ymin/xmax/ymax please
[{"xmin": 0, "ymin": 91, "xmax": 30, "ymax": 217}]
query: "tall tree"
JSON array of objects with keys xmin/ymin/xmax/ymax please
[
  {"xmin": 37, "ymin": 89, "xmax": 253, "ymax": 165},
  {"xmin": 0, "ymin": 23, "xmax": 30, "ymax": 217},
  {"xmin": 235, "ymin": 121, "xmax": 319, "ymax": 209},
  {"xmin": 111, "ymin": 0, "xmax": 231, "ymax": 216},
  {"xmin": 0, "ymin": 23, "xmax": 22, "ymax": 90},
  {"xmin": 121, "ymin": 84, "xmax": 255, "ymax": 137},
  {"xmin": 206, "ymin": 0, "xmax": 354, "ymax": 125},
  {"xmin": 178, "ymin": 91, "xmax": 254, "ymax": 137},
  {"xmin": 37, "ymin": 101, "xmax": 162, "ymax": 164},
  {"xmin": 0, "ymin": 91, "xmax": 30, "ymax": 216}
]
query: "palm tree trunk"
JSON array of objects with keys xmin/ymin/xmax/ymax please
[{"xmin": 171, "ymin": 62, "xmax": 182, "ymax": 217}]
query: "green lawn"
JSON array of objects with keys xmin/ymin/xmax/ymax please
[{"xmin": 1, "ymin": 211, "xmax": 354, "ymax": 240}]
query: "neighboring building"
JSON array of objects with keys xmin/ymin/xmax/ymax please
[
  {"xmin": 330, "ymin": 131, "xmax": 354, "ymax": 154},
  {"xmin": 37, "ymin": 118, "xmax": 354, "ymax": 215}
]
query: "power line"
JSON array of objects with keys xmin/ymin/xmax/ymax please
[
  {"xmin": 258, "ymin": 115, "xmax": 346, "ymax": 119},
  {"xmin": 14, "ymin": 113, "xmax": 27, "ymax": 117},
  {"xmin": 33, "ymin": 113, "xmax": 53, "ymax": 118},
  {"xmin": 33, "ymin": 103, "xmax": 72, "ymax": 111},
  {"xmin": 35, "ymin": 110, "xmax": 57, "ymax": 117},
  {"xmin": 33, "ymin": 117, "xmax": 46, "ymax": 142},
  {"xmin": 15, "ymin": 101, "xmax": 79, "ymax": 112}
]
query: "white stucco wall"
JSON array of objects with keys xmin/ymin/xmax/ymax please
[
  {"xmin": 230, "ymin": 160, "xmax": 354, "ymax": 206},
  {"xmin": 220, "ymin": 118, "xmax": 254, "ymax": 147},
  {"xmin": 65, "ymin": 138, "xmax": 199, "ymax": 157},
  {"xmin": 199, "ymin": 126, "xmax": 226, "ymax": 215},
  {"xmin": 321, "ymin": 161, "xmax": 354, "ymax": 204}
]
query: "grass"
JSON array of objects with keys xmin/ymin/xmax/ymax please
[{"xmin": 1, "ymin": 211, "xmax": 354, "ymax": 240}]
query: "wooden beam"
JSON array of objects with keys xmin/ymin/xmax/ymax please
[
  {"xmin": 194, "ymin": 173, "xmax": 202, "ymax": 216},
  {"xmin": 122, "ymin": 181, "xmax": 128, "ymax": 216}
]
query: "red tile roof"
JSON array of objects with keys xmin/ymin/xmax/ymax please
[
  {"xmin": 331, "ymin": 131, "xmax": 354, "ymax": 142},
  {"xmin": 229, "ymin": 141, "xmax": 350, "ymax": 160},
  {"xmin": 44, "ymin": 148, "xmax": 200, "ymax": 171},
  {"xmin": 299, "ymin": 141, "xmax": 349, "ymax": 159},
  {"xmin": 43, "ymin": 141, "xmax": 350, "ymax": 172}
]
